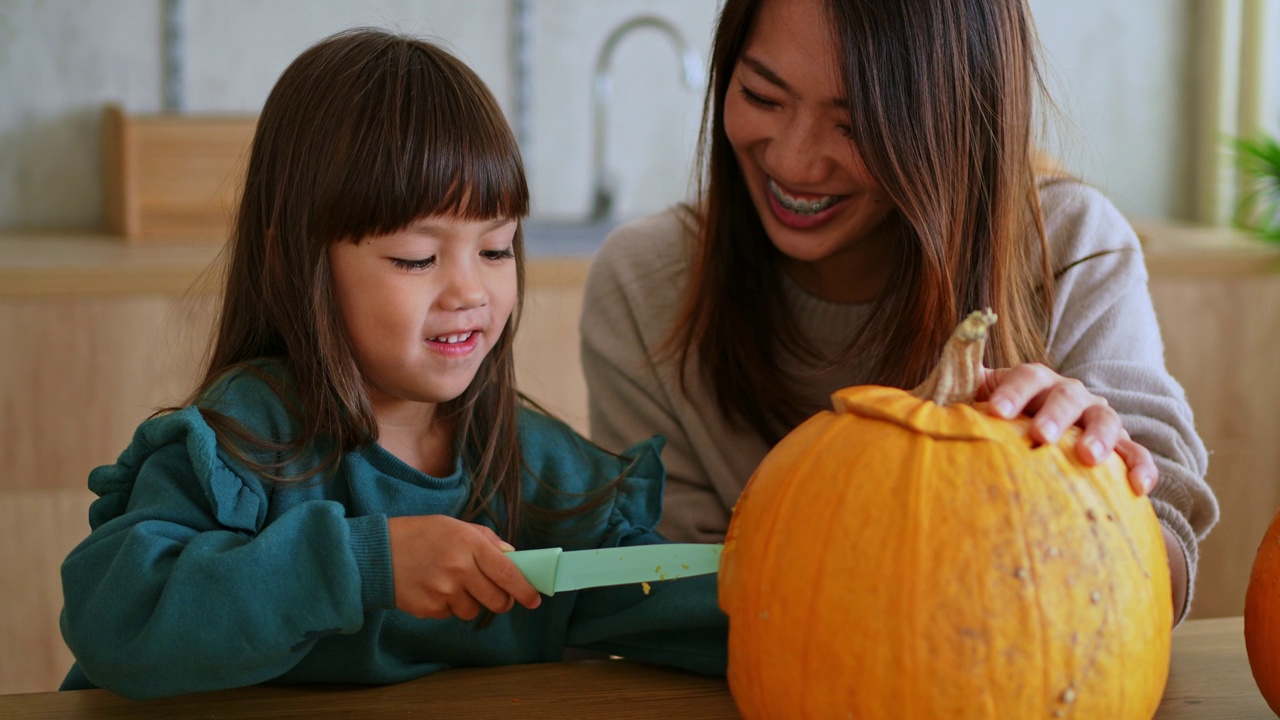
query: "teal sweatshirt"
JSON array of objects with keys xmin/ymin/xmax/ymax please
[{"xmin": 59, "ymin": 361, "xmax": 727, "ymax": 699}]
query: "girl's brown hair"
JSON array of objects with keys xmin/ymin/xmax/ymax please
[
  {"xmin": 191, "ymin": 28, "xmax": 531, "ymax": 541},
  {"xmin": 673, "ymin": 0, "xmax": 1055, "ymax": 443}
]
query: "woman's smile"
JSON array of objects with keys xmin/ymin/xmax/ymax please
[{"xmin": 764, "ymin": 175, "xmax": 850, "ymax": 229}]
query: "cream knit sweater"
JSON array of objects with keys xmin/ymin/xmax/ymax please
[{"xmin": 579, "ymin": 181, "xmax": 1219, "ymax": 616}]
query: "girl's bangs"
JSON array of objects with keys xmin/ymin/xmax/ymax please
[{"xmin": 323, "ymin": 38, "xmax": 530, "ymax": 241}]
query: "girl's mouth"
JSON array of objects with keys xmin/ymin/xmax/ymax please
[
  {"xmin": 765, "ymin": 177, "xmax": 848, "ymax": 229},
  {"xmin": 426, "ymin": 331, "xmax": 479, "ymax": 356}
]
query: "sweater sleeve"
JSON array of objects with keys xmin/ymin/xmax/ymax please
[
  {"xmin": 59, "ymin": 409, "xmax": 394, "ymax": 699},
  {"xmin": 1041, "ymin": 183, "xmax": 1219, "ymax": 622},
  {"xmin": 580, "ymin": 214, "xmax": 735, "ymax": 542},
  {"xmin": 561, "ymin": 439, "xmax": 728, "ymax": 674}
]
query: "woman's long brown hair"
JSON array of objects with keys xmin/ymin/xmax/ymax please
[
  {"xmin": 672, "ymin": 0, "xmax": 1055, "ymax": 444},
  {"xmin": 188, "ymin": 29, "xmax": 531, "ymax": 542}
]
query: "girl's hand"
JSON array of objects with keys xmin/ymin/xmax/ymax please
[
  {"xmin": 977, "ymin": 363, "xmax": 1158, "ymax": 496},
  {"xmin": 387, "ymin": 515, "xmax": 542, "ymax": 620}
]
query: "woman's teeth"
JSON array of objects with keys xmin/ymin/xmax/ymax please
[
  {"xmin": 768, "ymin": 178, "xmax": 840, "ymax": 215},
  {"xmin": 430, "ymin": 332, "xmax": 474, "ymax": 344}
]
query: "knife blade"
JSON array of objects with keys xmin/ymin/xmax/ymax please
[{"xmin": 506, "ymin": 543, "xmax": 723, "ymax": 596}]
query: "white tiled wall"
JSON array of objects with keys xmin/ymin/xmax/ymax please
[{"xmin": 1, "ymin": 0, "xmax": 1272, "ymax": 228}]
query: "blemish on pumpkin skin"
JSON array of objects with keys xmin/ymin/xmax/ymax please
[
  {"xmin": 1086, "ymin": 508, "xmax": 1098, "ymax": 521},
  {"xmin": 1014, "ymin": 567, "xmax": 1029, "ymax": 580},
  {"xmin": 1060, "ymin": 686, "xmax": 1076, "ymax": 704},
  {"xmin": 1090, "ymin": 590, "xmax": 1102, "ymax": 604}
]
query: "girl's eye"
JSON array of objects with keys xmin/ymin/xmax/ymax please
[
  {"xmin": 837, "ymin": 124, "xmax": 854, "ymax": 139},
  {"xmin": 482, "ymin": 247, "xmax": 515, "ymax": 261},
  {"xmin": 738, "ymin": 85, "xmax": 778, "ymax": 109},
  {"xmin": 390, "ymin": 257, "xmax": 435, "ymax": 271}
]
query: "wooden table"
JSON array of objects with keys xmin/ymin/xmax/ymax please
[{"xmin": 0, "ymin": 617, "xmax": 1270, "ymax": 718}]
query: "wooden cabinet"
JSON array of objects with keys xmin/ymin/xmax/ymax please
[{"xmin": 1139, "ymin": 223, "xmax": 1280, "ymax": 620}]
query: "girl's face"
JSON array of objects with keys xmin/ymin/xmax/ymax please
[
  {"xmin": 724, "ymin": 0, "xmax": 896, "ymax": 301},
  {"xmin": 329, "ymin": 215, "xmax": 519, "ymax": 423}
]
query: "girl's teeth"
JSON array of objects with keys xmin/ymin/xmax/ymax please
[
  {"xmin": 432, "ymin": 332, "xmax": 473, "ymax": 344},
  {"xmin": 768, "ymin": 178, "xmax": 839, "ymax": 215}
]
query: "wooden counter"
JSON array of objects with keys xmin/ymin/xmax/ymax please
[
  {"xmin": 0, "ymin": 223, "xmax": 1277, "ymax": 695},
  {"xmin": 0, "ymin": 617, "xmax": 1268, "ymax": 718}
]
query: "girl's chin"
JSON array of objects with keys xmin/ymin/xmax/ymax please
[{"xmin": 764, "ymin": 187, "xmax": 848, "ymax": 230}]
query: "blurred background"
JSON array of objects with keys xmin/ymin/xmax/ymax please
[
  {"xmin": 0, "ymin": 0, "xmax": 1277, "ymax": 229},
  {"xmin": 1, "ymin": 0, "xmax": 1278, "ymax": 697}
]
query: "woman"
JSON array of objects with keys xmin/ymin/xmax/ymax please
[{"xmin": 579, "ymin": 0, "xmax": 1218, "ymax": 622}]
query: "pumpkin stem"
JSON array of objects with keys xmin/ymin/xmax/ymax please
[{"xmin": 910, "ymin": 309, "xmax": 997, "ymax": 406}]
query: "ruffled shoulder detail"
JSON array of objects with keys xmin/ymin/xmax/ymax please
[
  {"xmin": 85, "ymin": 364, "xmax": 294, "ymax": 533},
  {"xmin": 515, "ymin": 407, "xmax": 667, "ymax": 548},
  {"xmin": 601, "ymin": 435, "xmax": 667, "ymax": 544}
]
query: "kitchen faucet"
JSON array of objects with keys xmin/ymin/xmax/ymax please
[{"xmin": 590, "ymin": 15, "xmax": 704, "ymax": 222}]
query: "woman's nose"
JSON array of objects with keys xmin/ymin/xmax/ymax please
[{"xmin": 765, "ymin": 114, "xmax": 834, "ymax": 187}]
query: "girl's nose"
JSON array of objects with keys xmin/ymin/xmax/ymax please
[{"xmin": 439, "ymin": 262, "xmax": 487, "ymax": 310}]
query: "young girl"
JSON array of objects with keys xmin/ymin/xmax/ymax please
[{"xmin": 59, "ymin": 28, "xmax": 726, "ymax": 700}]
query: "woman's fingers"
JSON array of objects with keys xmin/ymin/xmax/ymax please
[
  {"xmin": 979, "ymin": 364, "xmax": 1157, "ymax": 491},
  {"xmin": 1114, "ymin": 434, "xmax": 1159, "ymax": 495},
  {"xmin": 1074, "ymin": 402, "xmax": 1123, "ymax": 464},
  {"xmin": 980, "ymin": 363, "xmax": 1057, "ymax": 419}
]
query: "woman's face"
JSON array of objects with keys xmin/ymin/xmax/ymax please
[{"xmin": 724, "ymin": 0, "xmax": 896, "ymax": 301}]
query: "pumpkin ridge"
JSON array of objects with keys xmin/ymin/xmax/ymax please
[
  {"xmin": 1048, "ymin": 443, "xmax": 1113, "ymax": 714},
  {"xmin": 796, "ymin": 418, "xmax": 888, "ymax": 716},
  {"xmin": 998, "ymin": 445, "xmax": 1053, "ymax": 716},
  {"xmin": 735, "ymin": 412, "xmax": 852, "ymax": 716},
  {"xmin": 902, "ymin": 436, "xmax": 931, "ymax": 717}
]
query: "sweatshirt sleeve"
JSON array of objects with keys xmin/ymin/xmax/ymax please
[
  {"xmin": 59, "ymin": 409, "xmax": 394, "ymax": 699},
  {"xmin": 560, "ymin": 439, "xmax": 728, "ymax": 674},
  {"xmin": 580, "ymin": 214, "xmax": 735, "ymax": 542},
  {"xmin": 1041, "ymin": 183, "xmax": 1220, "ymax": 622}
]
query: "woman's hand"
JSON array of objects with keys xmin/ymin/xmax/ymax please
[
  {"xmin": 977, "ymin": 363, "xmax": 1158, "ymax": 496},
  {"xmin": 387, "ymin": 515, "xmax": 542, "ymax": 620}
]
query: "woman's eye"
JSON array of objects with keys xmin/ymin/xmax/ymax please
[
  {"xmin": 738, "ymin": 85, "xmax": 777, "ymax": 109},
  {"xmin": 482, "ymin": 247, "xmax": 516, "ymax": 261},
  {"xmin": 390, "ymin": 257, "xmax": 435, "ymax": 271}
]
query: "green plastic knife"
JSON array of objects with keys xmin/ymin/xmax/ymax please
[{"xmin": 506, "ymin": 543, "xmax": 723, "ymax": 596}]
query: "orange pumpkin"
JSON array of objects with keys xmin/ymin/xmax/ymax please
[
  {"xmin": 718, "ymin": 310, "xmax": 1171, "ymax": 719},
  {"xmin": 1245, "ymin": 509, "xmax": 1280, "ymax": 714}
]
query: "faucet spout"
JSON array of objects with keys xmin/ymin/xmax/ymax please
[{"xmin": 590, "ymin": 15, "xmax": 705, "ymax": 222}]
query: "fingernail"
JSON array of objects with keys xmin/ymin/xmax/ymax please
[
  {"xmin": 1085, "ymin": 439, "xmax": 1104, "ymax": 462},
  {"xmin": 499, "ymin": 542, "xmax": 515, "ymax": 553},
  {"xmin": 992, "ymin": 398, "xmax": 1014, "ymax": 418},
  {"xmin": 1037, "ymin": 419, "xmax": 1059, "ymax": 442},
  {"xmin": 1143, "ymin": 472, "xmax": 1157, "ymax": 494}
]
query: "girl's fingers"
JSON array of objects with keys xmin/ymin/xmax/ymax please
[
  {"xmin": 478, "ymin": 545, "xmax": 542, "ymax": 610},
  {"xmin": 448, "ymin": 594, "xmax": 483, "ymax": 622},
  {"xmin": 473, "ymin": 523, "xmax": 516, "ymax": 553},
  {"xmin": 465, "ymin": 570, "xmax": 518, "ymax": 615}
]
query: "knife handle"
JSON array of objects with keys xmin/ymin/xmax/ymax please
[{"xmin": 505, "ymin": 547, "xmax": 562, "ymax": 596}]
